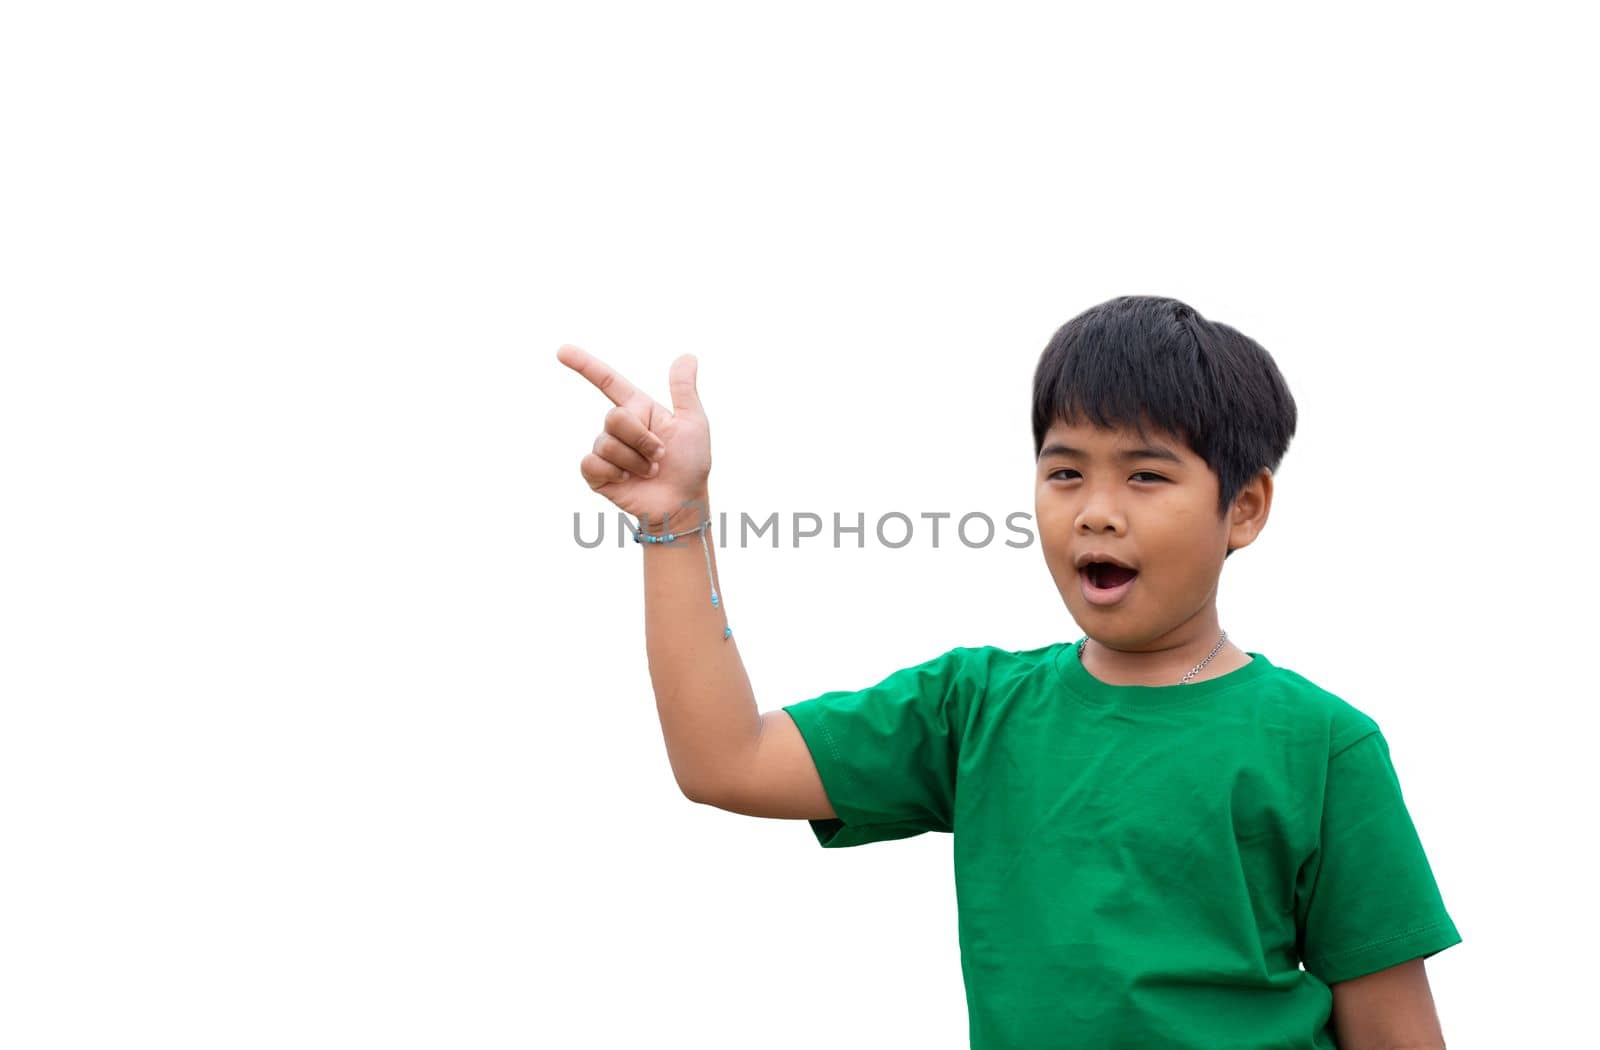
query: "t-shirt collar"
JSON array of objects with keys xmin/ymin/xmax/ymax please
[{"xmin": 1055, "ymin": 635, "xmax": 1274, "ymax": 709}]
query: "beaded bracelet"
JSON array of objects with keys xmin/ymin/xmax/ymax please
[{"xmin": 631, "ymin": 513, "xmax": 731, "ymax": 640}]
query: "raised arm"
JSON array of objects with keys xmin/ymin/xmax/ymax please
[{"xmin": 557, "ymin": 345, "xmax": 834, "ymax": 818}]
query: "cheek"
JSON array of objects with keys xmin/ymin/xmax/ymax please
[
  {"xmin": 1034, "ymin": 502, "xmax": 1071, "ymax": 549},
  {"xmin": 1034, "ymin": 491, "xmax": 1069, "ymax": 526},
  {"xmin": 1035, "ymin": 507, "xmax": 1076, "ymax": 574}
]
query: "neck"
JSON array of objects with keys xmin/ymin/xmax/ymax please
[{"xmin": 1080, "ymin": 631, "xmax": 1245, "ymax": 687}]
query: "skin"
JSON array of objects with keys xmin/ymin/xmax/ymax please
[
  {"xmin": 1034, "ymin": 414, "xmax": 1271, "ymax": 686},
  {"xmin": 1036, "ymin": 415, "xmax": 1448, "ymax": 1045},
  {"xmin": 1327, "ymin": 957, "xmax": 1448, "ymax": 1049}
]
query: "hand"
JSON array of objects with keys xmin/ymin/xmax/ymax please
[{"xmin": 557, "ymin": 344, "xmax": 712, "ymax": 525}]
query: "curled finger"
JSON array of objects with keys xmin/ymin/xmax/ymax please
[
  {"xmin": 580, "ymin": 452, "xmax": 632, "ymax": 490},
  {"xmin": 604, "ymin": 404, "xmax": 666, "ymax": 463},
  {"xmin": 592, "ymin": 432, "xmax": 657, "ymax": 477}
]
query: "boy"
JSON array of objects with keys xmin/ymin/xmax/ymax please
[{"xmin": 557, "ymin": 295, "xmax": 1461, "ymax": 1049}]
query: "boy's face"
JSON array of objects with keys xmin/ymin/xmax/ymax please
[{"xmin": 1034, "ymin": 416, "xmax": 1266, "ymax": 649}]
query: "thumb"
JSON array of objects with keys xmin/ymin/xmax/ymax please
[{"xmin": 668, "ymin": 353, "xmax": 702, "ymax": 414}]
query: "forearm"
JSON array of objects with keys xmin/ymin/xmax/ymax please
[{"xmin": 642, "ymin": 487, "xmax": 758, "ymax": 801}]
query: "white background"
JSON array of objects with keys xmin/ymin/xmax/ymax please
[{"xmin": 3, "ymin": 2, "xmax": 1594, "ymax": 1047}]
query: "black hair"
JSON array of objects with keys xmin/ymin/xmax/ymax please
[{"xmin": 1031, "ymin": 295, "xmax": 1298, "ymax": 557}]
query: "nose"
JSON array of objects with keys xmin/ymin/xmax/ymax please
[{"xmin": 1075, "ymin": 495, "xmax": 1126, "ymax": 534}]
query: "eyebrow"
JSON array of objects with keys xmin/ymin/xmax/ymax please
[{"xmin": 1038, "ymin": 443, "xmax": 1184, "ymax": 465}]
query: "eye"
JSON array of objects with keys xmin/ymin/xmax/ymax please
[{"xmin": 1046, "ymin": 469, "xmax": 1167, "ymax": 483}]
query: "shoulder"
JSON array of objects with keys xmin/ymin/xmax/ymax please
[
  {"xmin": 940, "ymin": 641, "xmax": 1072, "ymax": 720},
  {"xmin": 1249, "ymin": 656, "xmax": 1382, "ymax": 755},
  {"xmin": 948, "ymin": 640, "xmax": 1066, "ymax": 683}
]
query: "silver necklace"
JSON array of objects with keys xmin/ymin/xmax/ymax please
[{"xmin": 1077, "ymin": 630, "xmax": 1230, "ymax": 685}]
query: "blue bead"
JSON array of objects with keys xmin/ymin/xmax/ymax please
[
  {"xmin": 711, "ymin": 593, "xmax": 719, "ymax": 606},
  {"xmin": 724, "ymin": 626, "xmax": 732, "ymax": 639}
]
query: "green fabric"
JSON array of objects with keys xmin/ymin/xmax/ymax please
[{"xmin": 782, "ymin": 639, "xmax": 1461, "ymax": 1050}]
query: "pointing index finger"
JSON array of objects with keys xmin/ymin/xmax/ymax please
[{"xmin": 557, "ymin": 344, "xmax": 650, "ymax": 410}]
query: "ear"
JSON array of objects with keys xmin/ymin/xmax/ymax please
[{"xmin": 1225, "ymin": 467, "xmax": 1273, "ymax": 554}]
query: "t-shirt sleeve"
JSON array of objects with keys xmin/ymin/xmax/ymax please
[
  {"xmin": 1295, "ymin": 727, "xmax": 1463, "ymax": 984},
  {"xmin": 780, "ymin": 646, "xmax": 981, "ymax": 848}
]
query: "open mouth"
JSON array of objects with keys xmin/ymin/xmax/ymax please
[
  {"xmin": 1084, "ymin": 562, "xmax": 1139, "ymax": 589},
  {"xmin": 1080, "ymin": 562, "xmax": 1139, "ymax": 605}
]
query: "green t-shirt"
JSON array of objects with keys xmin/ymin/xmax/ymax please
[{"xmin": 781, "ymin": 639, "xmax": 1462, "ymax": 1050}]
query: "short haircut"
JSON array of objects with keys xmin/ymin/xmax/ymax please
[{"xmin": 1031, "ymin": 295, "xmax": 1298, "ymax": 555}]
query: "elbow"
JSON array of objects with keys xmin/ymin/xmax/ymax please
[{"xmin": 677, "ymin": 773, "xmax": 726, "ymax": 809}]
